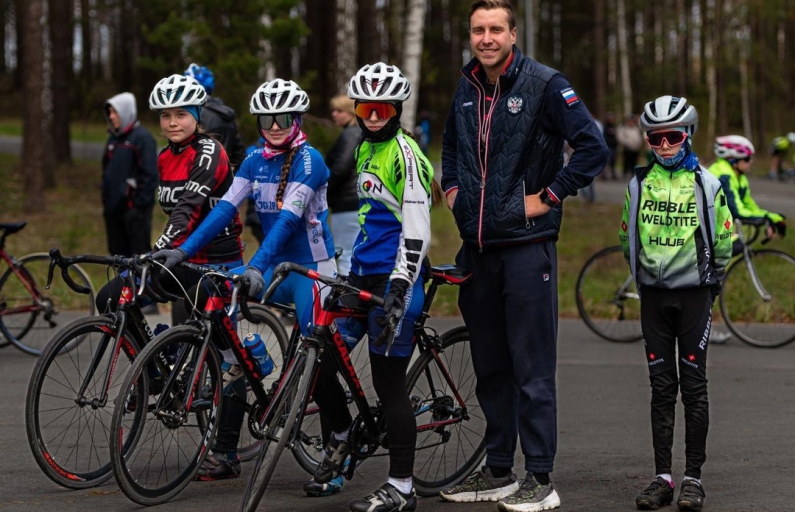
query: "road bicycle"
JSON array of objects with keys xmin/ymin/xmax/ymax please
[
  {"xmin": 107, "ymin": 261, "xmax": 482, "ymax": 508},
  {"xmin": 240, "ymin": 262, "xmax": 483, "ymax": 512},
  {"xmin": 0, "ymin": 222, "xmax": 95, "ymax": 355},
  {"xmin": 576, "ymin": 222, "xmax": 794, "ymax": 347},
  {"xmin": 25, "ymin": 250, "xmax": 287, "ymax": 490}
]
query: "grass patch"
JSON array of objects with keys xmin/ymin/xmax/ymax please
[{"xmin": 2, "ymin": 152, "xmax": 791, "ymax": 321}]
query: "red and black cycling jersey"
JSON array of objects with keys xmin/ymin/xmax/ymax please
[{"xmin": 155, "ymin": 133, "xmax": 243, "ymax": 264}]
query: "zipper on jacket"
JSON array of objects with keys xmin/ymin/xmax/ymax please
[
  {"xmin": 656, "ymin": 169, "xmax": 674, "ymax": 287},
  {"xmin": 523, "ymin": 182, "xmax": 533, "ymax": 228}
]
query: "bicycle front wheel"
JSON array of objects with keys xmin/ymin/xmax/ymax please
[
  {"xmin": 408, "ymin": 326, "xmax": 486, "ymax": 496},
  {"xmin": 242, "ymin": 345, "xmax": 316, "ymax": 512},
  {"xmin": 110, "ymin": 325, "xmax": 222, "ymax": 506},
  {"xmin": 25, "ymin": 315, "xmax": 144, "ymax": 489},
  {"xmin": 0, "ymin": 253, "xmax": 95, "ymax": 355},
  {"xmin": 575, "ymin": 245, "xmax": 642, "ymax": 342},
  {"xmin": 720, "ymin": 249, "xmax": 795, "ymax": 348}
]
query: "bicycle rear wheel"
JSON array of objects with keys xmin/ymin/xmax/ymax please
[
  {"xmin": 575, "ymin": 245, "xmax": 642, "ymax": 342},
  {"xmin": 719, "ymin": 249, "xmax": 795, "ymax": 348},
  {"xmin": 110, "ymin": 325, "xmax": 222, "ymax": 506},
  {"xmin": 0, "ymin": 253, "xmax": 95, "ymax": 355},
  {"xmin": 241, "ymin": 345, "xmax": 316, "ymax": 512},
  {"xmin": 236, "ymin": 304, "xmax": 290, "ymax": 462},
  {"xmin": 25, "ymin": 316, "xmax": 144, "ymax": 489},
  {"xmin": 408, "ymin": 326, "xmax": 486, "ymax": 496}
]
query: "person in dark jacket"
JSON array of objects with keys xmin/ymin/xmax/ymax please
[
  {"xmin": 325, "ymin": 94, "xmax": 362, "ymax": 275},
  {"xmin": 101, "ymin": 92, "xmax": 158, "ymax": 257},
  {"xmin": 439, "ymin": 1, "xmax": 608, "ymax": 511}
]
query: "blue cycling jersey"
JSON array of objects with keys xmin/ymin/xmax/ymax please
[{"xmin": 179, "ymin": 142, "xmax": 336, "ymax": 271}]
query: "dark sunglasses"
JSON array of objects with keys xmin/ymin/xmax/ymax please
[
  {"xmin": 354, "ymin": 102, "xmax": 397, "ymax": 120},
  {"xmin": 647, "ymin": 130, "xmax": 688, "ymax": 148},
  {"xmin": 737, "ymin": 156, "xmax": 753, "ymax": 163},
  {"xmin": 258, "ymin": 113, "xmax": 296, "ymax": 131}
]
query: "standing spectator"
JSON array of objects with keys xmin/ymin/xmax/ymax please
[
  {"xmin": 325, "ymin": 94, "xmax": 362, "ymax": 276},
  {"xmin": 440, "ymin": 1, "xmax": 607, "ymax": 511},
  {"xmin": 101, "ymin": 92, "xmax": 158, "ymax": 257},
  {"xmin": 620, "ymin": 96, "xmax": 732, "ymax": 511},
  {"xmin": 602, "ymin": 111, "xmax": 618, "ymax": 179},
  {"xmin": 415, "ymin": 110, "xmax": 432, "ymax": 155},
  {"xmin": 617, "ymin": 114, "xmax": 645, "ymax": 177}
]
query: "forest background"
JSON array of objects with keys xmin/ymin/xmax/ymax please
[{"xmin": 8, "ymin": 0, "xmax": 795, "ymax": 209}]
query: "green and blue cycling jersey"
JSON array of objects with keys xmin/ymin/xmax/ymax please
[
  {"xmin": 620, "ymin": 157, "xmax": 733, "ymax": 290},
  {"xmin": 707, "ymin": 158, "xmax": 785, "ymax": 225},
  {"xmin": 350, "ymin": 133, "xmax": 433, "ymax": 284}
]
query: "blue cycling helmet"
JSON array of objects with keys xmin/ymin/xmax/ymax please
[{"xmin": 184, "ymin": 63, "xmax": 215, "ymax": 95}]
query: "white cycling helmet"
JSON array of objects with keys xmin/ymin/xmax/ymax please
[
  {"xmin": 714, "ymin": 135, "xmax": 755, "ymax": 160},
  {"xmin": 640, "ymin": 95, "xmax": 698, "ymax": 136},
  {"xmin": 347, "ymin": 62, "xmax": 411, "ymax": 102},
  {"xmin": 787, "ymin": 132, "xmax": 795, "ymax": 144},
  {"xmin": 149, "ymin": 74, "xmax": 207, "ymax": 110},
  {"xmin": 249, "ymin": 79, "xmax": 309, "ymax": 115}
]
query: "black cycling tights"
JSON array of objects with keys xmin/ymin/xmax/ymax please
[
  {"xmin": 312, "ymin": 352, "xmax": 415, "ymax": 479},
  {"xmin": 640, "ymin": 286, "xmax": 712, "ymax": 479}
]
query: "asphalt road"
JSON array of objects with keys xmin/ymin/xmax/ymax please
[{"xmin": 2, "ymin": 317, "xmax": 793, "ymax": 512}]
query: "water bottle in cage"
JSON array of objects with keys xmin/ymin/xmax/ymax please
[{"xmin": 244, "ymin": 333, "xmax": 274, "ymax": 378}]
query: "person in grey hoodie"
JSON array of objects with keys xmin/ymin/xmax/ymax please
[{"xmin": 101, "ymin": 92, "xmax": 158, "ymax": 257}]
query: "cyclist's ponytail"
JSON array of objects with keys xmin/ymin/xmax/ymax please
[
  {"xmin": 275, "ymin": 146, "xmax": 299, "ymax": 209},
  {"xmin": 400, "ymin": 128, "xmax": 443, "ymax": 208}
]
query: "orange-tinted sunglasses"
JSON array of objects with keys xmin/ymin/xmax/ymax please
[
  {"xmin": 354, "ymin": 102, "xmax": 397, "ymax": 120},
  {"xmin": 647, "ymin": 130, "xmax": 688, "ymax": 148}
]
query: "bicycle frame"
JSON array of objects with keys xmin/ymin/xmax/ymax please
[
  {"xmin": 0, "ymin": 249, "xmax": 45, "ymax": 317},
  {"xmin": 733, "ymin": 220, "xmax": 772, "ymax": 301}
]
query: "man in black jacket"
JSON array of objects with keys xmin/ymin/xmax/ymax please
[
  {"xmin": 439, "ymin": 1, "xmax": 608, "ymax": 511},
  {"xmin": 101, "ymin": 92, "xmax": 158, "ymax": 257}
]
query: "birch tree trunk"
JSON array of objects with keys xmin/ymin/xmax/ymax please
[
  {"xmin": 705, "ymin": 0, "xmax": 717, "ymax": 143},
  {"xmin": 22, "ymin": 0, "xmax": 46, "ymax": 212},
  {"xmin": 401, "ymin": 0, "xmax": 427, "ymax": 132},
  {"xmin": 616, "ymin": 0, "xmax": 632, "ymax": 118},
  {"xmin": 336, "ymin": 0, "xmax": 358, "ymax": 94}
]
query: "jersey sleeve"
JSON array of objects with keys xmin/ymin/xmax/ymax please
[
  {"xmin": 392, "ymin": 137, "xmax": 432, "ymax": 285},
  {"xmin": 154, "ymin": 139, "xmax": 231, "ymax": 250},
  {"xmin": 713, "ymin": 187, "xmax": 733, "ymax": 283},
  {"xmin": 619, "ymin": 185, "xmax": 631, "ymax": 264},
  {"xmin": 247, "ymin": 148, "xmax": 328, "ymax": 271}
]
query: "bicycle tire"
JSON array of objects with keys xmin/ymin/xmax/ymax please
[
  {"xmin": 110, "ymin": 325, "xmax": 222, "ymax": 506},
  {"xmin": 407, "ymin": 326, "xmax": 486, "ymax": 496},
  {"xmin": 575, "ymin": 245, "xmax": 642, "ymax": 342},
  {"xmin": 241, "ymin": 345, "xmax": 316, "ymax": 512},
  {"xmin": 25, "ymin": 315, "xmax": 145, "ymax": 489},
  {"xmin": 719, "ymin": 249, "xmax": 795, "ymax": 348},
  {"xmin": 290, "ymin": 337, "xmax": 375, "ymax": 474},
  {"xmin": 231, "ymin": 304, "xmax": 289, "ymax": 462},
  {"xmin": 0, "ymin": 253, "xmax": 95, "ymax": 355}
]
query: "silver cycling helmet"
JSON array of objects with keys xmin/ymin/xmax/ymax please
[
  {"xmin": 249, "ymin": 79, "xmax": 309, "ymax": 115},
  {"xmin": 714, "ymin": 135, "xmax": 755, "ymax": 160},
  {"xmin": 347, "ymin": 62, "xmax": 412, "ymax": 102},
  {"xmin": 149, "ymin": 74, "xmax": 207, "ymax": 110},
  {"xmin": 640, "ymin": 95, "xmax": 698, "ymax": 136}
]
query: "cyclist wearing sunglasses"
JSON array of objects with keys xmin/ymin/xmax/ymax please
[
  {"xmin": 153, "ymin": 78, "xmax": 337, "ymax": 482},
  {"xmin": 307, "ymin": 62, "xmax": 440, "ymax": 512},
  {"xmin": 709, "ymin": 135, "xmax": 786, "ymax": 243},
  {"xmin": 620, "ymin": 95, "xmax": 733, "ymax": 512}
]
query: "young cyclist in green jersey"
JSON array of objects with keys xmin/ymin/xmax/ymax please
[
  {"xmin": 619, "ymin": 96, "xmax": 733, "ymax": 512},
  {"xmin": 306, "ymin": 62, "xmax": 442, "ymax": 512},
  {"xmin": 709, "ymin": 135, "xmax": 786, "ymax": 246}
]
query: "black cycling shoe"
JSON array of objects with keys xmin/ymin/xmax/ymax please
[
  {"xmin": 636, "ymin": 476, "xmax": 674, "ymax": 510},
  {"xmin": 677, "ymin": 479, "xmax": 705, "ymax": 511},
  {"xmin": 349, "ymin": 482, "xmax": 416, "ymax": 512},
  {"xmin": 314, "ymin": 436, "xmax": 351, "ymax": 484}
]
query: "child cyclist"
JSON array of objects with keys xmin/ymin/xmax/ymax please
[
  {"xmin": 95, "ymin": 74, "xmax": 244, "ymax": 318},
  {"xmin": 307, "ymin": 62, "xmax": 441, "ymax": 512},
  {"xmin": 708, "ymin": 135, "xmax": 787, "ymax": 245},
  {"xmin": 153, "ymin": 78, "xmax": 337, "ymax": 480},
  {"xmin": 619, "ymin": 96, "xmax": 732, "ymax": 512}
]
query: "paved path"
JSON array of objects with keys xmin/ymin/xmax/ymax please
[{"xmin": 3, "ymin": 318, "xmax": 793, "ymax": 511}]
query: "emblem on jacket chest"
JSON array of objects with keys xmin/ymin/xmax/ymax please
[{"xmin": 507, "ymin": 96, "xmax": 523, "ymax": 114}]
